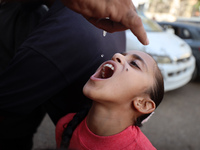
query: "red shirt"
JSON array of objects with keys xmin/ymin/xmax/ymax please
[{"xmin": 56, "ymin": 113, "xmax": 156, "ymax": 150}]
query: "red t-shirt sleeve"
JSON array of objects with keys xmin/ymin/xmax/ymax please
[{"xmin": 55, "ymin": 113, "xmax": 76, "ymax": 148}]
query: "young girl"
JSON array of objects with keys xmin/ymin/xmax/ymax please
[{"xmin": 56, "ymin": 50, "xmax": 164, "ymax": 150}]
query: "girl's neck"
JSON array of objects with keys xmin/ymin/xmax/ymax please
[{"xmin": 86, "ymin": 102, "xmax": 136, "ymax": 136}]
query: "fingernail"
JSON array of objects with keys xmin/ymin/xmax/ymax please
[{"xmin": 145, "ymin": 38, "xmax": 149, "ymax": 45}]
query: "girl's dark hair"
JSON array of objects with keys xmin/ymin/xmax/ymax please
[
  {"xmin": 60, "ymin": 106, "xmax": 90, "ymax": 149},
  {"xmin": 135, "ymin": 64, "xmax": 164, "ymax": 127}
]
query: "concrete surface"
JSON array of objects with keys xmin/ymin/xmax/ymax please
[{"xmin": 33, "ymin": 80, "xmax": 200, "ymax": 150}]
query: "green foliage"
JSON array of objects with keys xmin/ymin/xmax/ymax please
[{"xmin": 194, "ymin": 0, "xmax": 200, "ymax": 10}]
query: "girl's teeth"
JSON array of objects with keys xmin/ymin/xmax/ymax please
[{"xmin": 103, "ymin": 64, "xmax": 114, "ymax": 70}]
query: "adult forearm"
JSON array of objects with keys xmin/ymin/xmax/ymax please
[{"xmin": 0, "ymin": 48, "xmax": 66, "ymax": 116}]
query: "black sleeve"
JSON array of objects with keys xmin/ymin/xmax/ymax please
[
  {"xmin": 0, "ymin": 47, "xmax": 67, "ymax": 116},
  {"xmin": 0, "ymin": 2, "xmax": 48, "ymax": 72}
]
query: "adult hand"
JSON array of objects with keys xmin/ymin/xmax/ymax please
[{"xmin": 61, "ymin": 0, "xmax": 149, "ymax": 45}]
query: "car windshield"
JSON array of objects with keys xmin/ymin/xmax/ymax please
[{"xmin": 141, "ymin": 15, "xmax": 163, "ymax": 32}]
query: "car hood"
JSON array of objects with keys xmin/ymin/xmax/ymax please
[
  {"xmin": 145, "ymin": 31, "xmax": 192, "ymax": 60},
  {"xmin": 126, "ymin": 30, "xmax": 192, "ymax": 60}
]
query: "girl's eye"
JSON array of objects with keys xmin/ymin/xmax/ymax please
[{"xmin": 130, "ymin": 61, "xmax": 140, "ymax": 69}]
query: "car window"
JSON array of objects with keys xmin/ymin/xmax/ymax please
[
  {"xmin": 161, "ymin": 25, "xmax": 181, "ymax": 36},
  {"xmin": 140, "ymin": 15, "xmax": 163, "ymax": 32}
]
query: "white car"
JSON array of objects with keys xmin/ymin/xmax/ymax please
[{"xmin": 126, "ymin": 14, "xmax": 195, "ymax": 92}]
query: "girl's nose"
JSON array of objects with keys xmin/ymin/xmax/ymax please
[{"xmin": 112, "ymin": 53, "xmax": 125, "ymax": 64}]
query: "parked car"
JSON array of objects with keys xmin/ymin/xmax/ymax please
[
  {"xmin": 126, "ymin": 14, "xmax": 195, "ymax": 92},
  {"xmin": 176, "ymin": 17, "xmax": 200, "ymax": 24},
  {"xmin": 158, "ymin": 21, "xmax": 200, "ymax": 80}
]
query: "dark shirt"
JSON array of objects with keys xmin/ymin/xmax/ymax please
[
  {"xmin": 0, "ymin": 1, "xmax": 48, "ymax": 140},
  {"xmin": 0, "ymin": 0, "xmax": 125, "ymax": 124},
  {"xmin": 0, "ymin": 2, "xmax": 48, "ymax": 72}
]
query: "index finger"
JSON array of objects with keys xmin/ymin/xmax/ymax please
[
  {"xmin": 123, "ymin": 11, "xmax": 149, "ymax": 45},
  {"xmin": 86, "ymin": 16, "xmax": 149, "ymax": 45}
]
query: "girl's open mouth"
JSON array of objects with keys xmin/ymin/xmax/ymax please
[
  {"xmin": 101, "ymin": 64, "xmax": 114, "ymax": 79},
  {"xmin": 94, "ymin": 63, "xmax": 115, "ymax": 79}
]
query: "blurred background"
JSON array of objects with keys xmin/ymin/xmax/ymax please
[
  {"xmin": 135, "ymin": 0, "xmax": 200, "ymax": 21},
  {"xmin": 33, "ymin": 0, "xmax": 200, "ymax": 149}
]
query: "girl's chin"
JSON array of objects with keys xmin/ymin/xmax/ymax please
[{"xmin": 82, "ymin": 85, "xmax": 96, "ymax": 100}]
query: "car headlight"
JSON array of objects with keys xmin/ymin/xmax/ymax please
[{"xmin": 152, "ymin": 55, "xmax": 172, "ymax": 64}]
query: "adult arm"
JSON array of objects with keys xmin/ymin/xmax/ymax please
[
  {"xmin": 0, "ymin": 47, "xmax": 67, "ymax": 116},
  {"xmin": 61, "ymin": 0, "xmax": 149, "ymax": 45}
]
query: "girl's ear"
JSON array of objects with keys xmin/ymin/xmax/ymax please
[{"xmin": 133, "ymin": 97, "xmax": 156, "ymax": 114}]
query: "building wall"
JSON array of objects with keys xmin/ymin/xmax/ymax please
[{"xmin": 143, "ymin": 0, "xmax": 198, "ymax": 21}]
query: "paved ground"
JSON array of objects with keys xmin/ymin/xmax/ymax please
[
  {"xmin": 33, "ymin": 114, "xmax": 56, "ymax": 150},
  {"xmin": 32, "ymin": 80, "xmax": 200, "ymax": 150}
]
